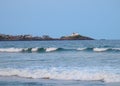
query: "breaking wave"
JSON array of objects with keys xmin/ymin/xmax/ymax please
[
  {"xmin": 0, "ymin": 48, "xmax": 24, "ymax": 53},
  {"xmin": 93, "ymin": 48, "xmax": 108, "ymax": 52},
  {"xmin": 0, "ymin": 68, "xmax": 120, "ymax": 83},
  {"xmin": 0, "ymin": 47, "xmax": 62, "ymax": 53},
  {"xmin": 0, "ymin": 47, "xmax": 120, "ymax": 53}
]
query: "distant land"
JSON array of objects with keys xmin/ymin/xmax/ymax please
[{"xmin": 0, "ymin": 33, "xmax": 94, "ymax": 41}]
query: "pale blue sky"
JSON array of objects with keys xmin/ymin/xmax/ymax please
[{"xmin": 0, "ymin": 0, "xmax": 120, "ymax": 39}]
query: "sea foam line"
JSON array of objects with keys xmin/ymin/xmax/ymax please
[
  {"xmin": 0, "ymin": 47, "xmax": 120, "ymax": 53},
  {"xmin": 0, "ymin": 68, "xmax": 120, "ymax": 82},
  {"xmin": 0, "ymin": 48, "xmax": 23, "ymax": 52},
  {"xmin": 93, "ymin": 48, "xmax": 108, "ymax": 52}
]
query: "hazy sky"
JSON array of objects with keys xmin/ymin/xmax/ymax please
[{"xmin": 0, "ymin": 0, "xmax": 120, "ymax": 39}]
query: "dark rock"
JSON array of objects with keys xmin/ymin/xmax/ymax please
[
  {"xmin": 60, "ymin": 33, "xmax": 94, "ymax": 40},
  {"xmin": 0, "ymin": 33, "xmax": 94, "ymax": 41}
]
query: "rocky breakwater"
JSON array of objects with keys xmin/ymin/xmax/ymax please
[
  {"xmin": 0, "ymin": 34, "xmax": 53, "ymax": 41},
  {"xmin": 0, "ymin": 33, "xmax": 94, "ymax": 41}
]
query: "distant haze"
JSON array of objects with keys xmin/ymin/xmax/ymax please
[{"xmin": 0, "ymin": 0, "xmax": 120, "ymax": 39}]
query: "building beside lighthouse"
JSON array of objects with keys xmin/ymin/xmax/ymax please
[{"xmin": 71, "ymin": 33, "xmax": 79, "ymax": 37}]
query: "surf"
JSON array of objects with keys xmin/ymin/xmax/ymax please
[
  {"xmin": 0, "ymin": 47, "xmax": 120, "ymax": 53},
  {"xmin": 0, "ymin": 68, "xmax": 120, "ymax": 83}
]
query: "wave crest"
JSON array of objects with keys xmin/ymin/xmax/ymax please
[
  {"xmin": 0, "ymin": 48, "xmax": 23, "ymax": 52},
  {"xmin": 93, "ymin": 48, "xmax": 108, "ymax": 52},
  {"xmin": 46, "ymin": 48, "xmax": 58, "ymax": 52},
  {"xmin": 0, "ymin": 47, "xmax": 120, "ymax": 53}
]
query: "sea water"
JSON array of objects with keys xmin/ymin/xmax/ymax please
[{"xmin": 0, "ymin": 40, "xmax": 120, "ymax": 86}]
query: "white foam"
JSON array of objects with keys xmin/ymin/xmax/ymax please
[
  {"xmin": 93, "ymin": 48, "xmax": 108, "ymax": 52},
  {"xmin": 0, "ymin": 48, "xmax": 23, "ymax": 53},
  {"xmin": 112, "ymin": 48, "xmax": 120, "ymax": 51},
  {"xmin": 31, "ymin": 48, "xmax": 38, "ymax": 52},
  {"xmin": 77, "ymin": 48, "xmax": 86, "ymax": 51},
  {"xmin": 23, "ymin": 48, "xmax": 29, "ymax": 51},
  {"xmin": 46, "ymin": 48, "xmax": 58, "ymax": 52},
  {"xmin": 0, "ymin": 68, "xmax": 120, "ymax": 82}
]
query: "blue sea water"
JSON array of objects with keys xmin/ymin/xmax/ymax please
[{"xmin": 0, "ymin": 40, "xmax": 120, "ymax": 86}]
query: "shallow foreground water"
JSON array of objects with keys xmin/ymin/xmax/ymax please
[{"xmin": 0, "ymin": 40, "xmax": 120, "ymax": 86}]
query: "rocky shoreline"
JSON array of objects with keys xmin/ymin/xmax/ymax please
[{"xmin": 0, "ymin": 33, "xmax": 94, "ymax": 41}]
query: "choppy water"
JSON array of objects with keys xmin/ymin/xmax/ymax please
[{"xmin": 0, "ymin": 40, "xmax": 120, "ymax": 86}]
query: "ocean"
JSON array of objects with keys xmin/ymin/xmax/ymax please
[{"xmin": 0, "ymin": 40, "xmax": 120, "ymax": 86}]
